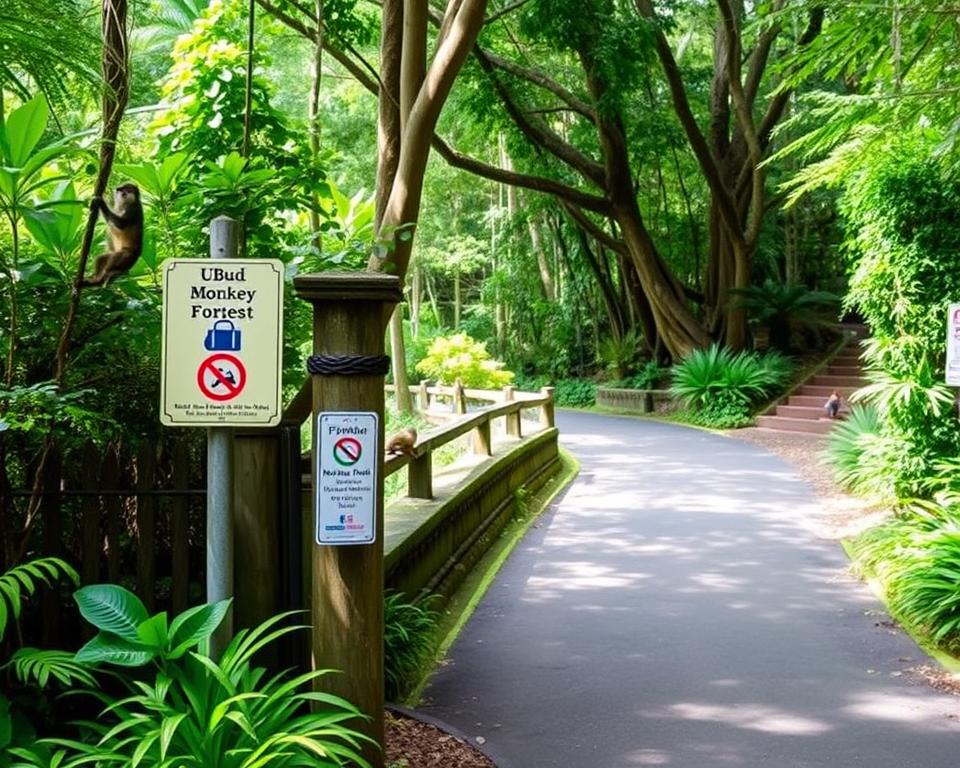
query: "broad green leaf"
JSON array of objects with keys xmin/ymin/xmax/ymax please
[
  {"xmin": 75, "ymin": 585, "xmax": 148, "ymax": 641},
  {"xmin": 113, "ymin": 163, "xmax": 163, "ymax": 198},
  {"xmin": 168, "ymin": 600, "xmax": 230, "ymax": 659},
  {"xmin": 4, "ymin": 95, "xmax": 48, "ymax": 166},
  {"xmin": 75, "ymin": 632, "xmax": 156, "ymax": 667},
  {"xmin": 137, "ymin": 612, "xmax": 169, "ymax": 649}
]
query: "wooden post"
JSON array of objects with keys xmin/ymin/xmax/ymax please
[
  {"xmin": 540, "ymin": 386, "xmax": 555, "ymax": 429},
  {"xmin": 233, "ymin": 432, "xmax": 280, "ymax": 646},
  {"xmin": 473, "ymin": 419, "xmax": 492, "ymax": 456},
  {"xmin": 453, "ymin": 378, "xmax": 466, "ymax": 415},
  {"xmin": 408, "ymin": 451, "xmax": 433, "ymax": 499},
  {"xmin": 418, "ymin": 379, "xmax": 430, "ymax": 412},
  {"xmin": 503, "ymin": 385, "xmax": 521, "ymax": 438},
  {"xmin": 294, "ymin": 272, "xmax": 401, "ymax": 768}
]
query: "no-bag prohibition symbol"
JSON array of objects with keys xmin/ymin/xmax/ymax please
[{"xmin": 333, "ymin": 437, "xmax": 362, "ymax": 466}]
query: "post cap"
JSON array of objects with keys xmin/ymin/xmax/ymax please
[{"xmin": 294, "ymin": 271, "xmax": 403, "ymax": 304}]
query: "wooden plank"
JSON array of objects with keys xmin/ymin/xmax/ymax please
[
  {"xmin": 80, "ymin": 442, "xmax": 101, "ymax": 586},
  {"xmin": 136, "ymin": 442, "xmax": 157, "ymax": 612},
  {"xmin": 40, "ymin": 448, "xmax": 62, "ymax": 647},
  {"xmin": 171, "ymin": 442, "xmax": 190, "ymax": 614},
  {"xmin": 233, "ymin": 434, "xmax": 280, "ymax": 638},
  {"xmin": 101, "ymin": 446, "xmax": 122, "ymax": 584}
]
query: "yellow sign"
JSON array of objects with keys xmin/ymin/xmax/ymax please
[{"xmin": 160, "ymin": 259, "xmax": 283, "ymax": 427}]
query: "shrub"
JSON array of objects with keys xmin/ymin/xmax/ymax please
[
  {"xmin": 384, "ymin": 591, "xmax": 440, "ymax": 702},
  {"xmin": 553, "ymin": 379, "xmax": 596, "ymax": 407},
  {"xmin": 823, "ymin": 404, "xmax": 898, "ymax": 500},
  {"xmin": 415, "ymin": 333, "xmax": 514, "ymax": 389},
  {"xmin": 730, "ymin": 279, "xmax": 839, "ymax": 351},
  {"xmin": 851, "ymin": 505, "xmax": 960, "ymax": 651},
  {"xmin": 608, "ymin": 360, "xmax": 668, "ymax": 390},
  {"xmin": 598, "ymin": 330, "xmax": 642, "ymax": 379},
  {"xmin": 12, "ymin": 585, "xmax": 371, "ymax": 768},
  {"xmin": 670, "ymin": 345, "xmax": 791, "ymax": 427}
]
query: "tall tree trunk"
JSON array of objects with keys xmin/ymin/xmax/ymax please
[
  {"xmin": 308, "ymin": 0, "xmax": 324, "ymax": 245},
  {"xmin": 411, "ymin": 263, "xmax": 422, "ymax": 338},
  {"xmin": 390, "ymin": 306, "xmax": 413, "ymax": 411},
  {"xmin": 529, "ymin": 214, "xmax": 555, "ymax": 301},
  {"xmin": 453, "ymin": 268, "xmax": 461, "ymax": 329}
]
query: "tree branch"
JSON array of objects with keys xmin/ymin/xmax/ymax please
[
  {"xmin": 432, "ymin": 135, "xmax": 610, "ymax": 212},
  {"xmin": 484, "ymin": 0, "xmax": 531, "ymax": 24},
  {"xmin": 482, "ymin": 49, "xmax": 596, "ymax": 120},
  {"xmin": 474, "ymin": 47, "xmax": 606, "ymax": 187},
  {"xmin": 634, "ymin": 0, "xmax": 745, "ymax": 253},
  {"xmin": 561, "ymin": 201, "xmax": 627, "ymax": 254}
]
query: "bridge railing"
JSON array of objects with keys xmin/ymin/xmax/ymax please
[{"xmin": 382, "ymin": 382, "xmax": 555, "ymax": 500}]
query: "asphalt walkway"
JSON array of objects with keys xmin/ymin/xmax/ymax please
[{"xmin": 421, "ymin": 411, "xmax": 959, "ymax": 767}]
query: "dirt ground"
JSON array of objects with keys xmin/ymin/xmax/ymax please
[{"xmin": 385, "ymin": 710, "xmax": 495, "ymax": 768}]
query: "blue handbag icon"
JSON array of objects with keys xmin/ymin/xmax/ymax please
[{"xmin": 204, "ymin": 320, "xmax": 242, "ymax": 351}]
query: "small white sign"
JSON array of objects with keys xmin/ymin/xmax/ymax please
[
  {"xmin": 315, "ymin": 412, "xmax": 379, "ymax": 545},
  {"xmin": 948, "ymin": 304, "xmax": 960, "ymax": 386}
]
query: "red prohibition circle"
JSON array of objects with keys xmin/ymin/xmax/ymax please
[
  {"xmin": 333, "ymin": 437, "xmax": 363, "ymax": 466},
  {"xmin": 197, "ymin": 353, "xmax": 247, "ymax": 401}
]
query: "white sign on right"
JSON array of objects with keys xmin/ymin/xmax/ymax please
[
  {"xmin": 948, "ymin": 304, "xmax": 960, "ymax": 386},
  {"xmin": 315, "ymin": 412, "xmax": 379, "ymax": 545}
]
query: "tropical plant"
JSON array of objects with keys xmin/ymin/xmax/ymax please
[
  {"xmin": 552, "ymin": 379, "xmax": 596, "ymax": 408},
  {"xmin": 0, "ymin": 558, "xmax": 90, "ymax": 764},
  {"xmin": 730, "ymin": 280, "xmax": 840, "ymax": 351},
  {"xmin": 598, "ymin": 330, "xmax": 642, "ymax": 380},
  {"xmin": 822, "ymin": 404, "xmax": 897, "ymax": 500},
  {"xmin": 10, "ymin": 585, "xmax": 372, "ymax": 768},
  {"xmin": 415, "ymin": 333, "xmax": 514, "ymax": 389},
  {"xmin": 384, "ymin": 591, "xmax": 440, "ymax": 701},
  {"xmin": 851, "ymin": 506, "xmax": 960, "ymax": 651},
  {"xmin": 670, "ymin": 345, "xmax": 792, "ymax": 429}
]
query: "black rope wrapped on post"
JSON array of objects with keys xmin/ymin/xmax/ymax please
[{"xmin": 306, "ymin": 354, "xmax": 391, "ymax": 376}]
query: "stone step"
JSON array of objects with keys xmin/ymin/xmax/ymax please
[
  {"xmin": 775, "ymin": 404, "xmax": 831, "ymax": 419},
  {"xmin": 798, "ymin": 384, "xmax": 859, "ymax": 398},
  {"xmin": 826, "ymin": 365, "xmax": 863, "ymax": 377},
  {"xmin": 787, "ymin": 394, "xmax": 842, "ymax": 408},
  {"xmin": 811, "ymin": 374, "xmax": 866, "ymax": 387},
  {"xmin": 755, "ymin": 415, "xmax": 836, "ymax": 434}
]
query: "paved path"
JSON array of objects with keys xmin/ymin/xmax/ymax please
[{"xmin": 421, "ymin": 411, "xmax": 959, "ymax": 768}]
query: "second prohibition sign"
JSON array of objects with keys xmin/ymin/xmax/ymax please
[{"xmin": 197, "ymin": 353, "xmax": 247, "ymax": 401}]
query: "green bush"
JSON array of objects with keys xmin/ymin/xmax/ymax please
[
  {"xmin": 384, "ymin": 591, "xmax": 440, "ymax": 702},
  {"xmin": 553, "ymin": 379, "xmax": 596, "ymax": 407},
  {"xmin": 670, "ymin": 345, "xmax": 791, "ymax": 428},
  {"xmin": 730, "ymin": 279, "xmax": 839, "ymax": 351},
  {"xmin": 823, "ymin": 404, "xmax": 897, "ymax": 500},
  {"xmin": 415, "ymin": 333, "xmax": 514, "ymax": 389},
  {"xmin": 608, "ymin": 360, "xmax": 668, "ymax": 390},
  {"xmin": 11, "ymin": 585, "xmax": 371, "ymax": 768},
  {"xmin": 852, "ymin": 505, "xmax": 960, "ymax": 651},
  {"xmin": 838, "ymin": 142, "xmax": 960, "ymax": 497}
]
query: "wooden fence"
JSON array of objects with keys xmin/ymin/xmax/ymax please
[
  {"xmin": 11, "ymin": 437, "xmax": 206, "ymax": 645},
  {"xmin": 383, "ymin": 381, "xmax": 555, "ymax": 500}
]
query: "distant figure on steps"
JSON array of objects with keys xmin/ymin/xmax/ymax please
[{"xmin": 824, "ymin": 390, "xmax": 841, "ymax": 419}]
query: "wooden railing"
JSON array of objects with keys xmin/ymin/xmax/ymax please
[{"xmin": 382, "ymin": 382, "xmax": 555, "ymax": 501}]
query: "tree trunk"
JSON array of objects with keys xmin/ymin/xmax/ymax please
[
  {"xmin": 529, "ymin": 214, "xmax": 555, "ymax": 301},
  {"xmin": 390, "ymin": 306, "xmax": 414, "ymax": 412}
]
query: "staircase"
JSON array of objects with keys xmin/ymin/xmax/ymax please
[{"xmin": 755, "ymin": 335, "xmax": 866, "ymax": 435}]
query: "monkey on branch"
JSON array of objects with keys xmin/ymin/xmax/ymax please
[{"xmin": 80, "ymin": 182, "xmax": 144, "ymax": 287}]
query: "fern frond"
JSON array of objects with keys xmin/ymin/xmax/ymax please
[
  {"xmin": 0, "ymin": 557, "xmax": 79, "ymax": 641},
  {"xmin": 6, "ymin": 648, "xmax": 97, "ymax": 688}
]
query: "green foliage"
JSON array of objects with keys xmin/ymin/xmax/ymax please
[
  {"xmin": 836, "ymin": 142, "xmax": 960, "ymax": 498},
  {"xmin": 851, "ymin": 505, "xmax": 960, "ymax": 651},
  {"xmin": 730, "ymin": 280, "xmax": 839, "ymax": 351},
  {"xmin": 598, "ymin": 330, "xmax": 642, "ymax": 379},
  {"xmin": 0, "ymin": 558, "xmax": 77, "ymax": 642},
  {"xmin": 608, "ymin": 360, "xmax": 668, "ymax": 390},
  {"xmin": 0, "ymin": 382, "xmax": 112, "ymax": 443},
  {"xmin": 415, "ymin": 333, "xmax": 514, "ymax": 389},
  {"xmin": 671, "ymin": 345, "xmax": 793, "ymax": 429},
  {"xmin": 553, "ymin": 379, "xmax": 596, "ymax": 408},
  {"xmin": 30, "ymin": 610, "xmax": 372, "ymax": 768},
  {"xmin": 73, "ymin": 584, "xmax": 230, "ymax": 667},
  {"xmin": 384, "ymin": 592, "xmax": 440, "ymax": 702},
  {"xmin": 823, "ymin": 404, "xmax": 897, "ymax": 500}
]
